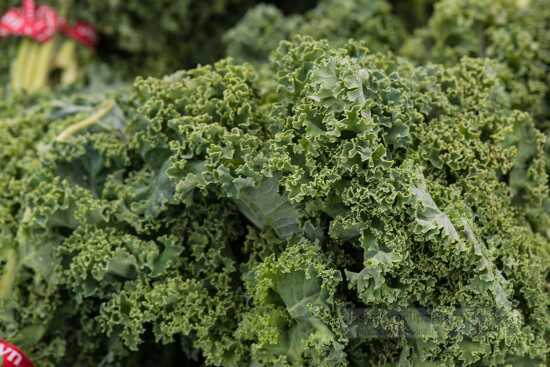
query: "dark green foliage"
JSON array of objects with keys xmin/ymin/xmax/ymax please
[
  {"xmin": 390, "ymin": 0, "xmax": 438, "ymax": 29},
  {"xmin": 224, "ymin": 0, "xmax": 407, "ymax": 63},
  {"xmin": 1, "ymin": 37, "xmax": 548, "ymax": 366},
  {"xmin": 0, "ymin": 38, "xmax": 17, "ymax": 95},
  {"xmin": 402, "ymin": 0, "xmax": 550, "ymax": 128}
]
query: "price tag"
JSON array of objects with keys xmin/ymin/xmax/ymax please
[{"xmin": 0, "ymin": 339, "xmax": 34, "ymax": 367}]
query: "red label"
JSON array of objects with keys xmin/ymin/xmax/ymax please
[
  {"xmin": 0, "ymin": 339, "xmax": 34, "ymax": 367},
  {"xmin": 0, "ymin": 0, "xmax": 97, "ymax": 48},
  {"xmin": 61, "ymin": 20, "xmax": 97, "ymax": 49}
]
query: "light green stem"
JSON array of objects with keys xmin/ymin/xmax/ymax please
[
  {"xmin": 23, "ymin": 41, "xmax": 40, "ymax": 91},
  {"xmin": 29, "ymin": 39, "xmax": 57, "ymax": 92},
  {"xmin": 11, "ymin": 38, "xmax": 31, "ymax": 91},
  {"xmin": 56, "ymin": 39, "xmax": 79, "ymax": 86},
  {"xmin": 56, "ymin": 100, "xmax": 116, "ymax": 142},
  {"xmin": 0, "ymin": 248, "xmax": 17, "ymax": 301}
]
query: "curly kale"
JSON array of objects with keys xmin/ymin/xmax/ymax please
[
  {"xmin": 0, "ymin": 37, "xmax": 548, "ymax": 366},
  {"xmin": 224, "ymin": 0, "xmax": 407, "ymax": 63},
  {"xmin": 402, "ymin": 0, "xmax": 550, "ymax": 129}
]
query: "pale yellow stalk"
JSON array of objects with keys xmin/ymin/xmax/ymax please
[{"xmin": 56, "ymin": 99, "xmax": 116, "ymax": 142}]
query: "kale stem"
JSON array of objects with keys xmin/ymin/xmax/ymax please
[
  {"xmin": 56, "ymin": 99, "xmax": 116, "ymax": 142},
  {"xmin": 0, "ymin": 248, "xmax": 17, "ymax": 301},
  {"xmin": 11, "ymin": 39, "xmax": 31, "ymax": 91},
  {"xmin": 23, "ymin": 41, "xmax": 42, "ymax": 91},
  {"xmin": 29, "ymin": 40, "xmax": 57, "ymax": 92}
]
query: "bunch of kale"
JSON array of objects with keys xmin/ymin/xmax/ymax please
[
  {"xmin": 0, "ymin": 1, "xmax": 549, "ymax": 366},
  {"xmin": 1, "ymin": 35, "xmax": 548, "ymax": 366}
]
